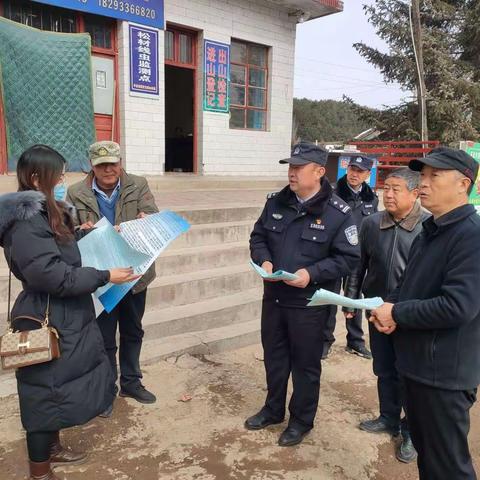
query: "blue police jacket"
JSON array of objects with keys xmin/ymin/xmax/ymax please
[{"xmin": 250, "ymin": 178, "xmax": 360, "ymax": 307}]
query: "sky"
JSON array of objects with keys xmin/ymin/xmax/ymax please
[{"xmin": 293, "ymin": 0, "xmax": 411, "ymax": 109}]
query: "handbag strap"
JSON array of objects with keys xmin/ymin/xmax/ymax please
[
  {"xmin": 7, "ymin": 247, "xmax": 50, "ymax": 330},
  {"xmin": 7, "ymin": 248, "xmax": 12, "ymax": 331}
]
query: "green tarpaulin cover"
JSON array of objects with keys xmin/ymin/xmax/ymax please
[{"xmin": 0, "ymin": 17, "xmax": 95, "ymax": 172}]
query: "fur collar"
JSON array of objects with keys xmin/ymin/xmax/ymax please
[
  {"xmin": 0, "ymin": 191, "xmax": 45, "ymax": 243},
  {"xmin": 336, "ymin": 175, "xmax": 376, "ymax": 203}
]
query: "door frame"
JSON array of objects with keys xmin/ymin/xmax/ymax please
[{"xmin": 165, "ymin": 24, "xmax": 198, "ymax": 174}]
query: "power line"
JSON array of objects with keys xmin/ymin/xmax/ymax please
[{"xmin": 294, "ymin": 54, "xmax": 380, "ymax": 74}]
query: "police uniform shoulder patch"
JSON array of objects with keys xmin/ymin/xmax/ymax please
[
  {"xmin": 266, "ymin": 191, "xmax": 279, "ymax": 200},
  {"xmin": 345, "ymin": 225, "xmax": 359, "ymax": 245},
  {"xmin": 329, "ymin": 197, "xmax": 351, "ymax": 214}
]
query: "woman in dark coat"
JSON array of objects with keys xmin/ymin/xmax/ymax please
[{"xmin": 0, "ymin": 145, "xmax": 139, "ymax": 479}]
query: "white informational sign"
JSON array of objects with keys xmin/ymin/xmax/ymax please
[{"xmin": 78, "ymin": 211, "xmax": 190, "ymax": 313}]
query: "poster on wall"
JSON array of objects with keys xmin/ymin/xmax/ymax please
[
  {"xmin": 129, "ymin": 24, "xmax": 159, "ymax": 97},
  {"xmin": 337, "ymin": 155, "xmax": 378, "ymax": 189},
  {"xmin": 461, "ymin": 141, "xmax": 480, "ymax": 212},
  {"xmin": 203, "ymin": 40, "xmax": 230, "ymax": 113},
  {"xmin": 32, "ymin": 0, "xmax": 164, "ymax": 29}
]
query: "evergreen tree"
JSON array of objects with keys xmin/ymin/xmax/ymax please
[
  {"xmin": 293, "ymin": 98, "xmax": 370, "ymax": 143},
  {"xmin": 350, "ymin": 0, "xmax": 479, "ymax": 143}
]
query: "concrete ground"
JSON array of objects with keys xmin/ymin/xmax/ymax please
[{"xmin": 1, "ymin": 321, "xmax": 479, "ymax": 480}]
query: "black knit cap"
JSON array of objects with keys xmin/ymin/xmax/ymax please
[
  {"xmin": 279, "ymin": 142, "xmax": 328, "ymax": 166},
  {"xmin": 409, "ymin": 146, "xmax": 478, "ymax": 182}
]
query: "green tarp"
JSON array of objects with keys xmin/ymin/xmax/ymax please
[{"xmin": 0, "ymin": 16, "xmax": 95, "ymax": 172}]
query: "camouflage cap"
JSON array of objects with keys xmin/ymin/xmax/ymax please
[{"xmin": 89, "ymin": 141, "xmax": 121, "ymax": 166}]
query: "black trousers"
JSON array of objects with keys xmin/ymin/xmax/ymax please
[
  {"xmin": 97, "ymin": 289, "xmax": 147, "ymax": 390},
  {"xmin": 404, "ymin": 377, "xmax": 477, "ymax": 480},
  {"xmin": 323, "ymin": 279, "xmax": 365, "ymax": 349},
  {"xmin": 261, "ymin": 299, "xmax": 327, "ymax": 431},
  {"xmin": 26, "ymin": 431, "xmax": 58, "ymax": 462},
  {"xmin": 369, "ymin": 321, "xmax": 408, "ymax": 434}
]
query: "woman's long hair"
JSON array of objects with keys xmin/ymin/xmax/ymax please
[{"xmin": 17, "ymin": 145, "xmax": 73, "ymax": 241}]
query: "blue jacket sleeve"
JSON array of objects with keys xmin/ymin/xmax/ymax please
[{"xmin": 249, "ymin": 204, "xmax": 273, "ymax": 265}]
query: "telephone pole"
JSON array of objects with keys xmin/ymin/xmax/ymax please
[{"xmin": 409, "ymin": 0, "xmax": 428, "ymax": 142}]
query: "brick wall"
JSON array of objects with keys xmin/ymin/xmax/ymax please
[{"xmin": 118, "ymin": 0, "xmax": 296, "ymax": 176}]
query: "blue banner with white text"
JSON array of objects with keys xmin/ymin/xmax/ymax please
[{"xmin": 32, "ymin": 0, "xmax": 164, "ymax": 29}]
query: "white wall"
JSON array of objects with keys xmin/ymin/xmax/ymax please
[
  {"xmin": 117, "ymin": 21, "xmax": 166, "ymax": 175},
  {"xmin": 118, "ymin": 0, "xmax": 296, "ymax": 176}
]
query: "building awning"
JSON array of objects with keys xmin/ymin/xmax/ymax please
[{"xmin": 266, "ymin": 0, "xmax": 343, "ymax": 21}]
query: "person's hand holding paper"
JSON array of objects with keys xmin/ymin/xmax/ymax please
[
  {"xmin": 250, "ymin": 260, "xmax": 299, "ymax": 282},
  {"xmin": 284, "ymin": 268, "xmax": 310, "ymax": 288},
  {"xmin": 260, "ymin": 261, "xmax": 279, "ymax": 282}
]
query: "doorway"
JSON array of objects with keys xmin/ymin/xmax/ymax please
[
  {"xmin": 164, "ymin": 26, "xmax": 197, "ymax": 173},
  {"xmin": 165, "ymin": 65, "xmax": 194, "ymax": 172}
]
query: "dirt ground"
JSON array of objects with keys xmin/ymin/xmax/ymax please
[{"xmin": 0, "ymin": 336, "xmax": 479, "ymax": 480}]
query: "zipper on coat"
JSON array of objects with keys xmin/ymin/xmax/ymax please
[{"xmin": 386, "ymin": 226, "xmax": 399, "ymax": 293}]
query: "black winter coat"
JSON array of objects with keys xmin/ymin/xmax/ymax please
[
  {"xmin": 343, "ymin": 202, "xmax": 427, "ymax": 303},
  {"xmin": 0, "ymin": 191, "xmax": 115, "ymax": 432},
  {"xmin": 250, "ymin": 179, "xmax": 360, "ymax": 307},
  {"xmin": 334, "ymin": 175, "xmax": 379, "ymax": 228},
  {"xmin": 390, "ymin": 204, "xmax": 480, "ymax": 390}
]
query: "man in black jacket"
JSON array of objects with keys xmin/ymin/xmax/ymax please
[
  {"xmin": 323, "ymin": 156, "xmax": 378, "ymax": 359},
  {"xmin": 343, "ymin": 168, "xmax": 425, "ymax": 463},
  {"xmin": 246, "ymin": 142, "xmax": 360, "ymax": 447},
  {"xmin": 372, "ymin": 147, "xmax": 480, "ymax": 480}
]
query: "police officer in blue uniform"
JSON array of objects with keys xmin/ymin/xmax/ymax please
[
  {"xmin": 323, "ymin": 155, "xmax": 378, "ymax": 359},
  {"xmin": 245, "ymin": 142, "xmax": 360, "ymax": 446}
]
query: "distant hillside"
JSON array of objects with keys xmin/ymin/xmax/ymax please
[{"xmin": 293, "ymin": 98, "xmax": 372, "ymax": 143}]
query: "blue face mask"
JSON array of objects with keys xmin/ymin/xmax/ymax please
[{"xmin": 54, "ymin": 183, "xmax": 67, "ymax": 201}]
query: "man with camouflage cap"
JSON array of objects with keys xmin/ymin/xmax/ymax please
[{"xmin": 67, "ymin": 141, "xmax": 158, "ymax": 415}]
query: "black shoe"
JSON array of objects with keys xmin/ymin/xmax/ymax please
[
  {"xmin": 278, "ymin": 426, "xmax": 310, "ymax": 447},
  {"xmin": 119, "ymin": 384, "xmax": 156, "ymax": 404},
  {"xmin": 322, "ymin": 344, "xmax": 331, "ymax": 360},
  {"xmin": 98, "ymin": 403, "xmax": 114, "ymax": 418},
  {"xmin": 359, "ymin": 417, "xmax": 400, "ymax": 436},
  {"xmin": 244, "ymin": 410, "xmax": 284, "ymax": 430},
  {"xmin": 346, "ymin": 344, "xmax": 372, "ymax": 359},
  {"xmin": 396, "ymin": 435, "xmax": 417, "ymax": 463}
]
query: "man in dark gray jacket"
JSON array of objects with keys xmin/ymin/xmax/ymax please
[
  {"xmin": 343, "ymin": 168, "xmax": 425, "ymax": 463},
  {"xmin": 372, "ymin": 147, "xmax": 480, "ymax": 480}
]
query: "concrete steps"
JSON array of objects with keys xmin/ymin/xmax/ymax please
[
  {"xmin": 142, "ymin": 288, "xmax": 261, "ymax": 339},
  {"xmin": 157, "ymin": 242, "xmax": 250, "ymax": 274},
  {"xmin": 140, "ymin": 319, "xmax": 261, "ymax": 365},
  {"xmin": 145, "ymin": 264, "xmax": 261, "ymax": 308}
]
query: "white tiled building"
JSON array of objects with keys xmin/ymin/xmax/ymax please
[{"xmin": 0, "ymin": 0, "xmax": 343, "ymax": 175}]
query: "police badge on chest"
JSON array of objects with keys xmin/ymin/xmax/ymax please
[
  {"xmin": 344, "ymin": 225, "xmax": 359, "ymax": 245},
  {"xmin": 309, "ymin": 219, "xmax": 325, "ymax": 230}
]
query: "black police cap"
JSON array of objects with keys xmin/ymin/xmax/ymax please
[
  {"xmin": 279, "ymin": 142, "xmax": 328, "ymax": 166},
  {"xmin": 409, "ymin": 146, "xmax": 479, "ymax": 182},
  {"xmin": 348, "ymin": 155, "xmax": 374, "ymax": 171}
]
